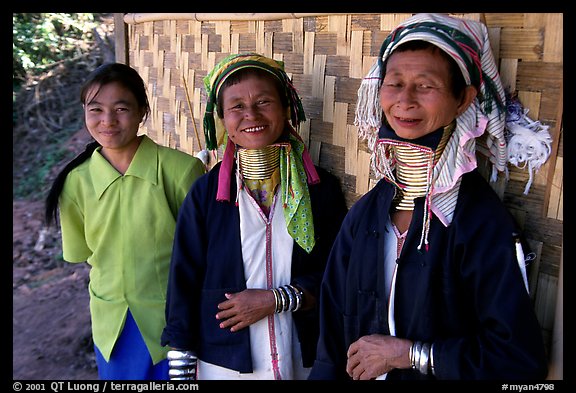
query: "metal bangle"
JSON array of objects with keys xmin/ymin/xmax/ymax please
[
  {"xmin": 271, "ymin": 288, "xmax": 280, "ymax": 313},
  {"xmin": 167, "ymin": 350, "xmax": 197, "ymax": 380},
  {"xmin": 169, "ymin": 367, "xmax": 197, "ymax": 380},
  {"xmin": 167, "ymin": 349, "xmax": 197, "ymax": 361},
  {"xmin": 289, "ymin": 284, "xmax": 303, "ymax": 311},
  {"xmin": 418, "ymin": 342, "xmax": 430, "ymax": 375},
  {"xmin": 412, "ymin": 341, "xmax": 422, "ymax": 370},
  {"xmin": 430, "ymin": 343, "xmax": 436, "ymax": 377},
  {"xmin": 277, "ymin": 286, "xmax": 289, "ymax": 312},
  {"xmin": 282, "ymin": 285, "xmax": 296, "ymax": 311},
  {"xmin": 274, "ymin": 288, "xmax": 284, "ymax": 313}
]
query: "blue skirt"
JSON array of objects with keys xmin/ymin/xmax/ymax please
[{"xmin": 94, "ymin": 310, "xmax": 169, "ymax": 380}]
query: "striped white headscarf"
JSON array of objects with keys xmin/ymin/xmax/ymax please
[{"xmin": 355, "ymin": 13, "xmax": 507, "ymax": 227}]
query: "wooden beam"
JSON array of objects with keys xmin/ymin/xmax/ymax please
[{"xmin": 114, "ymin": 13, "xmax": 128, "ymax": 65}]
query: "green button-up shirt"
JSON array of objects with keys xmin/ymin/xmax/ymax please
[{"xmin": 59, "ymin": 135, "xmax": 205, "ymax": 364}]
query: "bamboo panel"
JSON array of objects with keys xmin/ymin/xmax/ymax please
[
  {"xmin": 534, "ymin": 272, "xmax": 559, "ymax": 347},
  {"xmin": 516, "ymin": 62, "xmax": 563, "ymax": 122},
  {"xmin": 345, "ymin": 124, "xmax": 359, "ymax": 176},
  {"xmin": 517, "ymin": 91, "xmax": 542, "ymax": 119},
  {"xmin": 547, "ymin": 244, "xmax": 563, "ymax": 380},
  {"xmin": 322, "ymin": 76, "xmax": 335, "ymax": 123},
  {"xmin": 484, "ymin": 13, "xmax": 526, "ymax": 27},
  {"xmin": 350, "ymin": 14, "xmax": 381, "ymax": 31},
  {"xmin": 498, "ymin": 58, "xmax": 518, "ymax": 93},
  {"xmin": 543, "ymin": 14, "xmax": 563, "ymax": 63},
  {"xmin": 302, "ymin": 16, "xmax": 324, "ymax": 33},
  {"xmin": 326, "ymin": 56, "xmax": 351, "ymax": 78},
  {"xmin": 308, "ymin": 32, "xmax": 336, "ymax": 56},
  {"xmin": 487, "ymin": 27, "xmax": 501, "ymax": 64},
  {"xmin": 309, "ymin": 119, "xmax": 335, "ymax": 145},
  {"xmin": 334, "ymin": 76, "xmax": 361, "ymax": 105},
  {"xmin": 264, "ymin": 20, "xmax": 283, "ymax": 33},
  {"xmin": 546, "ymin": 157, "xmax": 563, "ymax": 220},
  {"xmin": 312, "ymin": 54, "xmax": 326, "ymax": 98},
  {"xmin": 380, "ymin": 13, "xmax": 413, "ymax": 30},
  {"xmin": 500, "ymin": 28, "xmax": 542, "ymax": 61},
  {"xmin": 369, "ymin": 31, "xmax": 389, "ymax": 56},
  {"xmin": 303, "ymin": 32, "xmax": 315, "ymax": 75},
  {"xmin": 349, "ymin": 30, "xmax": 364, "ymax": 78},
  {"xmin": 283, "ymin": 53, "xmax": 304, "ymax": 74},
  {"xmin": 332, "ymin": 102, "xmax": 348, "ymax": 147},
  {"xmin": 526, "ymin": 238, "xmax": 543, "ymax": 301},
  {"xmin": 355, "ymin": 149, "xmax": 371, "ymax": 195},
  {"xmin": 524, "ymin": 13, "xmax": 548, "ymax": 28},
  {"xmin": 516, "ymin": 62, "xmax": 563, "ymax": 92},
  {"xmin": 308, "ymin": 139, "xmax": 320, "ymax": 165},
  {"xmin": 318, "ymin": 142, "xmax": 345, "ymax": 175},
  {"xmin": 328, "ymin": 15, "xmax": 350, "ymax": 56}
]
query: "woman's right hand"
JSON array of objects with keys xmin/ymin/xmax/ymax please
[{"xmin": 215, "ymin": 289, "xmax": 276, "ymax": 332}]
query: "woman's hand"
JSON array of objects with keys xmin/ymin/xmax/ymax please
[
  {"xmin": 216, "ymin": 289, "xmax": 276, "ymax": 332},
  {"xmin": 346, "ymin": 334, "xmax": 412, "ymax": 380}
]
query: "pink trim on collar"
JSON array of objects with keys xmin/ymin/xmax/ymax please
[{"xmin": 216, "ymin": 139, "xmax": 236, "ymax": 202}]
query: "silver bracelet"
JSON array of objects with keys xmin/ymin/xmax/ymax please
[
  {"xmin": 271, "ymin": 288, "xmax": 280, "ymax": 313},
  {"xmin": 282, "ymin": 284, "xmax": 296, "ymax": 311},
  {"xmin": 418, "ymin": 342, "xmax": 430, "ymax": 375},
  {"xmin": 167, "ymin": 349, "xmax": 197, "ymax": 380},
  {"xmin": 289, "ymin": 284, "xmax": 303, "ymax": 311},
  {"xmin": 412, "ymin": 341, "xmax": 422, "ymax": 370},
  {"xmin": 278, "ymin": 286, "xmax": 289, "ymax": 312},
  {"xmin": 430, "ymin": 343, "xmax": 436, "ymax": 376}
]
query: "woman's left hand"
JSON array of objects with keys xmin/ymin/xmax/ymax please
[
  {"xmin": 216, "ymin": 289, "xmax": 276, "ymax": 332},
  {"xmin": 346, "ymin": 334, "xmax": 412, "ymax": 380}
]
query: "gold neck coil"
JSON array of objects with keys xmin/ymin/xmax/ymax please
[
  {"xmin": 392, "ymin": 123, "xmax": 453, "ymax": 211},
  {"xmin": 237, "ymin": 145, "xmax": 281, "ymax": 180}
]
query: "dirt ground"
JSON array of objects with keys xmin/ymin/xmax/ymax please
[{"xmin": 13, "ymin": 130, "xmax": 99, "ymax": 381}]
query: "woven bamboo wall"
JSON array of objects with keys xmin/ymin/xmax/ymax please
[{"xmin": 122, "ymin": 13, "xmax": 563, "ymax": 360}]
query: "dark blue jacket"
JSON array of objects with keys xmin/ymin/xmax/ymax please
[
  {"xmin": 309, "ymin": 170, "xmax": 548, "ymax": 380},
  {"xmin": 161, "ymin": 162, "xmax": 348, "ymax": 373}
]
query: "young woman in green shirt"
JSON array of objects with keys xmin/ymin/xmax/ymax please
[{"xmin": 45, "ymin": 63, "xmax": 205, "ymax": 380}]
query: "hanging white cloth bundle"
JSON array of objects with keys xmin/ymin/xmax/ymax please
[{"xmin": 505, "ymin": 97, "xmax": 553, "ymax": 195}]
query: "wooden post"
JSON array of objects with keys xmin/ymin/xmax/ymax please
[
  {"xmin": 114, "ymin": 13, "xmax": 128, "ymax": 65},
  {"xmin": 546, "ymin": 243, "xmax": 563, "ymax": 379}
]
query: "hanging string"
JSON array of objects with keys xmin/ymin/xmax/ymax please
[{"xmin": 181, "ymin": 72, "xmax": 203, "ymax": 150}]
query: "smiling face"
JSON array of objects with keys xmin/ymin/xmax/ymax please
[
  {"xmin": 379, "ymin": 46, "xmax": 476, "ymax": 140},
  {"xmin": 220, "ymin": 72, "xmax": 287, "ymax": 149},
  {"xmin": 84, "ymin": 81, "xmax": 145, "ymax": 151}
]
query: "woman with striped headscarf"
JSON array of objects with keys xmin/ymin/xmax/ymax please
[
  {"xmin": 309, "ymin": 13, "xmax": 548, "ymax": 380},
  {"xmin": 161, "ymin": 53, "xmax": 348, "ymax": 380}
]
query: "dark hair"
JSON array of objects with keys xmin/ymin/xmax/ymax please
[
  {"xmin": 44, "ymin": 63, "xmax": 150, "ymax": 226},
  {"xmin": 382, "ymin": 40, "xmax": 469, "ymax": 100},
  {"xmin": 215, "ymin": 67, "xmax": 289, "ymax": 118}
]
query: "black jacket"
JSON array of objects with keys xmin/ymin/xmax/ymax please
[
  {"xmin": 309, "ymin": 170, "xmax": 548, "ymax": 380},
  {"xmin": 162, "ymin": 162, "xmax": 348, "ymax": 373}
]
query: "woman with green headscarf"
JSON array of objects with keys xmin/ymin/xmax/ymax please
[{"xmin": 161, "ymin": 53, "xmax": 348, "ymax": 380}]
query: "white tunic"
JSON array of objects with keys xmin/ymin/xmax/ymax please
[
  {"xmin": 376, "ymin": 217, "xmax": 403, "ymax": 380},
  {"xmin": 197, "ymin": 180, "xmax": 309, "ymax": 380}
]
